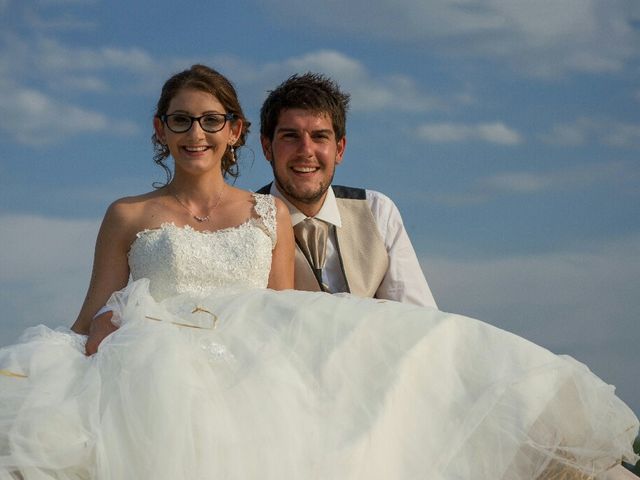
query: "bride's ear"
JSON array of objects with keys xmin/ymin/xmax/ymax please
[
  {"xmin": 228, "ymin": 118, "xmax": 243, "ymax": 145},
  {"xmin": 153, "ymin": 116, "xmax": 166, "ymax": 144}
]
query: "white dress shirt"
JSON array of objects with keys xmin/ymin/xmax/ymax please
[{"xmin": 269, "ymin": 184, "xmax": 437, "ymax": 308}]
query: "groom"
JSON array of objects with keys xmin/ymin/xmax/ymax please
[{"xmin": 257, "ymin": 73, "xmax": 437, "ymax": 308}]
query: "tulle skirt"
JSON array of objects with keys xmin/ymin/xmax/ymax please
[{"xmin": 1, "ymin": 279, "xmax": 638, "ymax": 479}]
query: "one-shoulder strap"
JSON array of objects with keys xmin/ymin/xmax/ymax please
[{"xmin": 252, "ymin": 193, "xmax": 277, "ymax": 247}]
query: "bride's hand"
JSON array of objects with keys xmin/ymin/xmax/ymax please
[{"xmin": 85, "ymin": 311, "xmax": 118, "ymax": 356}]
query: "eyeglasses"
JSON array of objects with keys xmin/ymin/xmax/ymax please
[{"xmin": 161, "ymin": 113, "xmax": 237, "ymax": 133}]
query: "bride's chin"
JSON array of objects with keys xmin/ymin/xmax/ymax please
[{"xmin": 173, "ymin": 158, "xmax": 222, "ymax": 176}]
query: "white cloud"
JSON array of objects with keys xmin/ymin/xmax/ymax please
[
  {"xmin": 0, "ymin": 33, "xmax": 29, "ymax": 78},
  {"xmin": 38, "ymin": 0, "xmax": 98, "ymax": 4},
  {"xmin": 542, "ymin": 117, "xmax": 640, "ymax": 149},
  {"xmin": 0, "ymin": 214, "xmax": 100, "ymax": 344},
  {"xmin": 492, "ymin": 161, "xmax": 637, "ymax": 192},
  {"xmin": 424, "ymin": 235, "xmax": 640, "ymax": 342},
  {"xmin": 261, "ymin": 0, "xmax": 640, "ymax": 78},
  {"xmin": 284, "ymin": 50, "xmax": 366, "ymax": 84},
  {"xmin": 423, "ymin": 161, "xmax": 638, "ymax": 205},
  {"xmin": 25, "ymin": 10, "xmax": 97, "ymax": 31},
  {"xmin": 476, "ymin": 123, "xmax": 524, "ymax": 145},
  {"xmin": 420, "ymin": 233, "xmax": 640, "ymax": 412},
  {"xmin": 481, "ymin": 172, "xmax": 554, "ymax": 193},
  {"xmin": 0, "ymin": 22, "xmax": 150, "ymax": 143},
  {"xmin": 603, "ymin": 123, "xmax": 640, "ymax": 148},
  {"xmin": 51, "ymin": 75, "xmax": 109, "ymax": 93},
  {"xmin": 0, "ymin": 214, "xmax": 99, "ymax": 283},
  {"xmin": 0, "ymin": 31, "xmax": 167, "ymax": 146},
  {"xmin": 35, "ymin": 38, "xmax": 156, "ymax": 73},
  {"xmin": 417, "ymin": 121, "xmax": 523, "ymax": 145},
  {"xmin": 540, "ymin": 122, "xmax": 587, "ymax": 147},
  {"xmin": 220, "ymin": 50, "xmax": 445, "ymax": 113},
  {"xmin": 0, "ymin": 86, "xmax": 138, "ymax": 144},
  {"xmin": 0, "ymin": 32, "xmax": 164, "ymax": 97}
]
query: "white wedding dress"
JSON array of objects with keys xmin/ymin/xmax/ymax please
[{"xmin": 0, "ymin": 194, "xmax": 637, "ymax": 480}]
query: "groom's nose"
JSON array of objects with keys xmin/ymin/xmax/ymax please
[{"xmin": 296, "ymin": 133, "xmax": 314, "ymax": 156}]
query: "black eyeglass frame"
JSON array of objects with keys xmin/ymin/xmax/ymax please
[{"xmin": 160, "ymin": 112, "xmax": 237, "ymax": 133}]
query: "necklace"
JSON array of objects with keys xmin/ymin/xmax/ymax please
[{"xmin": 169, "ymin": 184, "xmax": 226, "ymax": 223}]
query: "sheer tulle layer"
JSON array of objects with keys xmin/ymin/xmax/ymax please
[{"xmin": 1, "ymin": 279, "xmax": 638, "ymax": 480}]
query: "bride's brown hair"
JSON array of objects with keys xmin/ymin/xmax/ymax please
[{"xmin": 152, "ymin": 64, "xmax": 251, "ymax": 184}]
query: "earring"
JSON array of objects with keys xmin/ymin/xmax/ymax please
[{"xmin": 229, "ymin": 145, "xmax": 236, "ymax": 163}]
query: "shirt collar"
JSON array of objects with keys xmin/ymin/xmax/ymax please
[{"xmin": 269, "ymin": 183, "xmax": 342, "ymax": 228}]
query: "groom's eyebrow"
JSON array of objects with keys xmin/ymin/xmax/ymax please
[{"xmin": 276, "ymin": 127, "xmax": 334, "ymax": 136}]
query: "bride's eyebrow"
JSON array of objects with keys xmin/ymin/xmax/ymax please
[{"xmin": 167, "ymin": 109, "xmax": 226, "ymax": 115}]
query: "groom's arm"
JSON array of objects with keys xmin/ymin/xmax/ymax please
[{"xmin": 366, "ymin": 190, "xmax": 437, "ymax": 308}]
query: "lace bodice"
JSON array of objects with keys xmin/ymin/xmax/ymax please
[{"xmin": 128, "ymin": 194, "xmax": 276, "ymax": 301}]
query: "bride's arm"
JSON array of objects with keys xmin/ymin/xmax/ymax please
[
  {"xmin": 71, "ymin": 201, "xmax": 135, "ymax": 353},
  {"xmin": 267, "ymin": 199, "xmax": 294, "ymax": 290}
]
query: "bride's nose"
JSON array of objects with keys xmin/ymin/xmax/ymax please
[{"xmin": 186, "ymin": 120, "xmax": 207, "ymax": 139}]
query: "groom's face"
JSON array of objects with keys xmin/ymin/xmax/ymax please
[{"xmin": 261, "ymin": 108, "xmax": 346, "ymax": 215}]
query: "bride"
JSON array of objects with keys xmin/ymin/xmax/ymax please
[{"xmin": 0, "ymin": 64, "xmax": 637, "ymax": 480}]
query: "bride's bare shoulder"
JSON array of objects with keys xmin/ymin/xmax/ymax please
[
  {"xmin": 221, "ymin": 186, "xmax": 256, "ymax": 211},
  {"xmin": 102, "ymin": 189, "xmax": 170, "ymax": 235}
]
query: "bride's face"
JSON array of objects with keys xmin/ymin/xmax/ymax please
[{"xmin": 154, "ymin": 88, "xmax": 240, "ymax": 177}]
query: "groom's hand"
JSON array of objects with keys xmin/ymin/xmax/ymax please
[{"xmin": 85, "ymin": 311, "xmax": 118, "ymax": 356}]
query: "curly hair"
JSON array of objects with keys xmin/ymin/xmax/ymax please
[
  {"xmin": 152, "ymin": 64, "xmax": 250, "ymax": 184},
  {"xmin": 260, "ymin": 72, "xmax": 350, "ymax": 141}
]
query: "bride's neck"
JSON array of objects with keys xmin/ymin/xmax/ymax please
[{"xmin": 169, "ymin": 174, "xmax": 226, "ymax": 201}]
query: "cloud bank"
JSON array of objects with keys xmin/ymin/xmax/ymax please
[
  {"xmin": 261, "ymin": 0, "xmax": 640, "ymax": 77},
  {"xmin": 417, "ymin": 121, "xmax": 523, "ymax": 145},
  {"xmin": 421, "ymin": 233, "xmax": 640, "ymax": 413},
  {"xmin": 0, "ymin": 214, "xmax": 99, "ymax": 344}
]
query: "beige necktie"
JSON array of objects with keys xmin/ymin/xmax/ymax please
[{"xmin": 294, "ymin": 218, "xmax": 331, "ymax": 292}]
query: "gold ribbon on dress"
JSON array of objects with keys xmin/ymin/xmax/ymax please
[
  {"xmin": 145, "ymin": 305, "xmax": 218, "ymax": 329},
  {"xmin": 1, "ymin": 308, "xmax": 219, "ymax": 380},
  {"xmin": 0, "ymin": 369, "xmax": 27, "ymax": 379}
]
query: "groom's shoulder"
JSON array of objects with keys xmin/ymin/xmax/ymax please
[
  {"xmin": 256, "ymin": 183, "xmax": 272, "ymax": 194},
  {"xmin": 334, "ymin": 186, "xmax": 395, "ymax": 208},
  {"xmin": 332, "ymin": 185, "xmax": 366, "ymax": 200},
  {"xmin": 254, "ymin": 183, "xmax": 368, "ymax": 200}
]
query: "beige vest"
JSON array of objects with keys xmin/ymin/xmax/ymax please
[{"xmin": 294, "ymin": 196, "xmax": 389, "ymax": 297}]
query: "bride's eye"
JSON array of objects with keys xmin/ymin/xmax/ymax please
[
  {"xmin": 171, "ymin": 115, "xmax": 191, "ymax": 127},
  {"xmin": 201, "ymin": 115, "xmax": 224, "ymax": 130}
]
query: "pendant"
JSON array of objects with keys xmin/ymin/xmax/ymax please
[{"xmin": 193, "ymin": 215, "xmax": 209, "ymax": 222}]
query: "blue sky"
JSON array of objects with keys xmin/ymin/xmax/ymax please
[{"xmin": 0, "ymin": 0, "xmax": 639, "ymax": 413}]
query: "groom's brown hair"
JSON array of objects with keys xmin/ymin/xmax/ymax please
[{"xmin": 260, "ymin": 73, "xmax": 350, "ymax": 142}]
